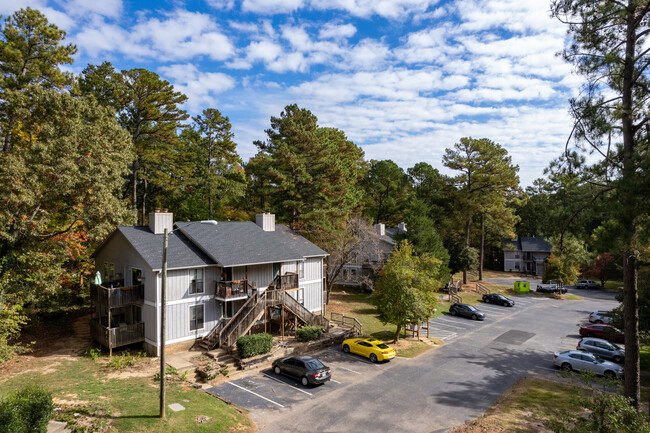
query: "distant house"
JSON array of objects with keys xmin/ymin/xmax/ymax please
[
  {"xmin": 338, "ymin": 222, "xmax": 406, "ymax": 287},
  {"xmin": 91, "ymin": 211, "xmax": 328, "ymax": 356},
  {"xmin": 502, "ymin": 237, "xmax": 552, "ymax": 275}
]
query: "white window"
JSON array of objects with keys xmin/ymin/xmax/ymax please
[
  {"xmin": 189, "ymin": 269, "xmax": 204, "ymax": 294},
  {"xmin": 104, "ymin": 263, "xmax": 114, "ymax": 281},
  {"xmin": 189, "ymin": 304, "xmax": 204, "ymax": 331},
  {"xmin": 298, "ymin": 261, "xmax": 305, "ymax": 279},
  {"xmin": 351, "ymin": 269, "xmax": 357, "ymax": 281},
  {"xmin": 343, "ymin": 268, "xmax": 349, "ymax": 281},
  {"xmin": 298, "ymin": 288, "xmax": 304, "ymax": 305}
]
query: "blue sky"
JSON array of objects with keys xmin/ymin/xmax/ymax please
[{"xmin": 1, "ymin": 0, "xmax": 580, "ymax": 186}]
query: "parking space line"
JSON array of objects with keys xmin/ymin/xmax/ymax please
[
  {"xmin": 333, "ymin": 364, "xmax": 362, "ymax": 374},
  {"xmin": 261, "ymin": 373, "xmax": 313, "ymax": 396},
  {"xmin": 330, "ymin": 379, "xmax": 341, "ymax": 384},
  {"xmin": 227, "ymin": 381, "xmax": 285, "ymax": 408},
  {"xmin": 428, "ymin": 321, "xmax": 469, "ymax": 331},
  {"xmin": 338, "ymin": 352, "xmax": 379, "ymax": 366},
  {"xmin": 436, "ymin": 317, "xmax": 480, "ymax": 326}
]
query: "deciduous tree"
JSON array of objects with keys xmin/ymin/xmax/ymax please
[{"xmin": 371, "ymin": 241, "xmax": 441, "ymax": 341}]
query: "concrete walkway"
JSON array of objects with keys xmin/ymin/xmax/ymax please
[
  {"xmin": 166, "ymin": 351, "xmax": 200, "ymax": 372},
  {"xmin": 47, "ymin": 420, "xmax": 71, "ymax": 433}
]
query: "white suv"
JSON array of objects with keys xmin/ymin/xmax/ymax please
[{"xmin": 589, "ymin": 311, "xmax": 613, "ymax": 324}]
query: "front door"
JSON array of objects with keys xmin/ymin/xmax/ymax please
[
  {"xmin": 225, "ymin": 301, "xmax": 234, "ymax": 319},
  {"xmin": 273, "ymin": 263, "xmax": 281, "ymax": 280}
]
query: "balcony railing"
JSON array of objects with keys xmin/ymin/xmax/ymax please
[
  {"xmin": 215, "ymin": 280, "xmax": 251, "ymax": 300},
  {"xmin": 268, "ymin": 272, "xmax": 299, "ymax": 291},
  {"xmin": 90, "ymin": 319, "xmax": 144, "ymax": 349},
  {"xmin": 91, "ymin": 283, "xmax": 144, "ymax": 308}
]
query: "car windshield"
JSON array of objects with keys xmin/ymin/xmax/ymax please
[
  {"xmin": 466, "ymin": 305, "xmax": 478, "ymax": 312},
  {"xmin": 305, "ymin": 360, "xmax": 324, "ymax": 370},
  {"xmin": 594, "ymin": 355, "xmax": 605, "ymax": 363},
  {"xmin": 376, "ymin": 343, "xmax": 389, "ymax": 349}
]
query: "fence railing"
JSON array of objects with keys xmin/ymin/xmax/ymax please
[
  {"xmin": 476, "ymin": 283, "xmax": 489, "ymax": 295},
  {"xmin": 90, "ymin": 319, "xmax": 144, "ymax": 349},
  {"xmin": 268, "ymin": 272, "xmax": 299, "ymax": 291},
  {"xmin": 90, "ymin": 284, "xmax": 144, "ymax": 308},
  {"xmin": 215, "ymin": 280, "xmax": 252, "ymax": 299},
  {"xmin": 330, "ymin": 312, "xmax": 362, "ymax": 335}
]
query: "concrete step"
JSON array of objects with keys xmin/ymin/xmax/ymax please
[
  {"xmin": 47, "ymin": 420, "xmax": 71, "ymax": 433},
  {"xmin": 206, "ymin": 348, "xmax": 234, "ymax": 363}
]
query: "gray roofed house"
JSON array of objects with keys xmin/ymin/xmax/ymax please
[
  {"xmin": 502, "ymin": 236, "xmax": 552, "ymax": 276},
  {"xmin": 90, "ymin": 211, "xmax": 329, "ymax": 356},
  {"xmin": 338, "ymin": 222, "xmax": 404, "ymax": 288}
]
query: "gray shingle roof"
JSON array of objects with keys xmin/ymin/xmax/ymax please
[
  {"xmin": 176, "ymin": 221, "xmax": 327, "ymax": 267},
  {"xmin": 117, "ymin": 226, "xmax": 215, "ymax": 271},
  {"xmin": 502, "ymin": 236, "xmax": 552, "ymax": 252}
]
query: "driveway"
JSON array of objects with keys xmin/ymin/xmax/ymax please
[{"xmin": 210, "ymin": 287, "xmax": 619, "ymax": 432}]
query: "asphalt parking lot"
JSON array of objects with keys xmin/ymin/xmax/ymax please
[
  {"xmin": 207, "ymin": 346, "xmax": 386, "ymax": 411},
  {"xmin": 430, "ymin": 295, "xmax": 541, "ymax": 342}
]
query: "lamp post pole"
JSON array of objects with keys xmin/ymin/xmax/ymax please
[{"xmin": 160, "ymin": 228, "xmax": 168, "ymax": 419}]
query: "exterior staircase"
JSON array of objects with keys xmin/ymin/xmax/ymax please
[{"xmin": 200, "ymin": 274, "xmax": 328, "ymax": 351}]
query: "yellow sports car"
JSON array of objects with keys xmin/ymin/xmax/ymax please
[{"xmin": 342, "ymin": 338, "xmax": 396, "ymax": 362}]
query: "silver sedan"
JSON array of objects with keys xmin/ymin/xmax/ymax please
[{"xmin": 553, "ymin": 350, "xmax": 623, "ymax": 379}]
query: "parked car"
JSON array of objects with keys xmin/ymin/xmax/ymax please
[
  {"xmin": 449, "ymin": 303, "xmax": 486, "ymax": 320},
  {"xmin": 536, "ymin": 284, "xmax": 568, "ymax": 294},
  {"xmin": 576, "ymin": 280, "xmax": 600, "ymax": 289},
  {"xmin": 579, "ymin": 324, "xmax": 624, "ymax": 343},
  {"xmin": 482, "ymin": 293, "xmax": 515, "ymax": 307},
  {"xmin": 589, "ymin": 311, "xmax": 613, "ymax": 324},
  {"xmin": 342, "ymin": 338, "xmax": 396, "ymax": 362},
  {"xmin": 553, "ymin": 350, "xmax": 623, "ymax": 378},
  {"xmin": 272, "ymin": 355, "xmax": 331, "ymax": 386},
  {"xmin": 577, "ymin": 337, "xmax": 625, "ymax": 363}
]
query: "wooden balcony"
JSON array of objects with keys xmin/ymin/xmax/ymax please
[
  {"xmin": 90, "ymin": 283, "xmax": 144, "ymax": 308},
  {"xmin": 268, "ymin": 272, "xmax": 299, "ymax": 291},
  {"xmin": 90, "ymin": 319, "xmax": 144, "ymax": 349},
  {"xmin": 215, "ymin": 279, "xmax": 251, "ymax": 300}
]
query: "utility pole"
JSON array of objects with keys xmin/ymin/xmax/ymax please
[{"xmin": 160, "ymin": 228, "xmax": 168, "ymax": 419}]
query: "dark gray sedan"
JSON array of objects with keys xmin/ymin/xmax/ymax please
[
  {"xmin": 482, "ymin": 293, "xmax": 515, "ymax": 307},
  {"xmin": 449, "ymin": 303, "xmax": 486, "ymax": 320},
  {"xmin": 272, "ymin": 355, "xmax": 331, "ymax": 386}
]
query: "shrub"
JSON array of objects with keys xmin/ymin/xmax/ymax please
[
  {"xmin": 236, "ymin": 333, "xmax": 273, "ymax": 359},
  {"xmin": 83, "ymin": 346, "xmax": 101, "ymax": 360},
  {"xmin": 0, "ymin": 386, "xmax": 53, "ymax": 433},
  {"xmin": 295, "ymin": 325, "xmax": 324, "ymax": 342}
]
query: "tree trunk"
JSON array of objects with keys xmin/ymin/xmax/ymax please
[
  {"xmin": 623, "ymin": 250, "xmax": 640, "ymax": 407},
  {"xmin": 131, "ymin": 159, "xmax": 138, "ymax": 224},
  {"xmin": 620, "ymin": 4, "xmax": 641, "ymax": 408},
  {"xmin": 479, "ymin": 213, "xmax": 485, "ymax": 281},
  {"xmin": 394, "ymin": 324, "xmax": 402, "ymax": 342},
  {"xmin": 3, "ymin": 117, "xmax": 15, "ymax": 154},
  {"xmin": 141, "ymin": 178, "xmax": 148, "ymax": 227},
  {"xmin": 463, "ymin": 216, "xmax": 471, "ymax": 284}
]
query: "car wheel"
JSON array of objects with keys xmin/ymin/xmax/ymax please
[
  {"xmin": 274, "ymin": 366, "xmax": 281, "ymax": 375},
  {"xmin": 613, "ymin": 355, "xmax": 623, "ymax": 363},
  {"xmin": 586, "ymin": 332, "xmax": 594, "ymax": 337},
  {"xmin": 595, "ymin": 320, "xmax": 604, "ymax": 324},
  {"xmin": 369, "ymin": 353, "xmax": 378, "ymax": 363},
  {"xmin": 561, "ymin": 362, "xmax": 572, "ymax": 372},
  {"xmin": 471, "ymin": 314, "xmax": 477, "ymax": 320},
  {"xmin": 450, "ymin": 310, "xmax": 457, "ymax": 316},
  {"xmin": 603, "ymin": 370, "xmax": 616, "ymax": 379},
  {"xmin": 485, "ymin": 298, "xmax": 490, "ymax": 303},
  {"xmin": 343, "ymin": 344, "xmax": 350, "ymax": 353},
  {"xmin": 301, "ymin": 376, "xmax": 309, "ymax": 386}
]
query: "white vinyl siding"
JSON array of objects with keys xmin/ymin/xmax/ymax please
[{"xmin": 300, "ymin": 281, "xmax": 322, "ymax": 312}]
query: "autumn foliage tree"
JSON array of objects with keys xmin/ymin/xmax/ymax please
[
  {"xmin": 585, "ymin": 252, "xmax": 618, "ymax": 288},
  {"xmin": 371, "ymin": 241, "xmax": 441, "ymax": 341}
]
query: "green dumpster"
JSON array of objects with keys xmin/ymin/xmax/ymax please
[{"xmin": 514, "ymin": 281, "xmax": 530, "ymax": 293}]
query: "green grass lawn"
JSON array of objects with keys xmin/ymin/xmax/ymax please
[{"xmin": 0, "ymin": 357, "xmax": 253, "ymax": 432}]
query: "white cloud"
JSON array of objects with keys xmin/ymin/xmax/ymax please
[
  {"xmin": 159, "ymin": 64, "xmax": 236, "ymax": 113},
  {"xmin": 242, "ymin": 0, "xmax": 305, "ymax": 14},
  {"xmin": 318, "ymin": 22, "xmax": 356, "ymax": 40},
  {"xmin": 75, "ymin": 10, "xmax": 234, "ymax": 61},
  {"xmin": 310, "ymin": 0, "xmax": 440, "ymax": 19},
  {"xmin": 63, "ymin": 0, "xmax": 122, "ymax": 18}
]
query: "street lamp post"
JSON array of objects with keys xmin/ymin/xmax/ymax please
[{"xmin": 160, "ymin": 228, "xmax": 168, "ymax": 418}]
